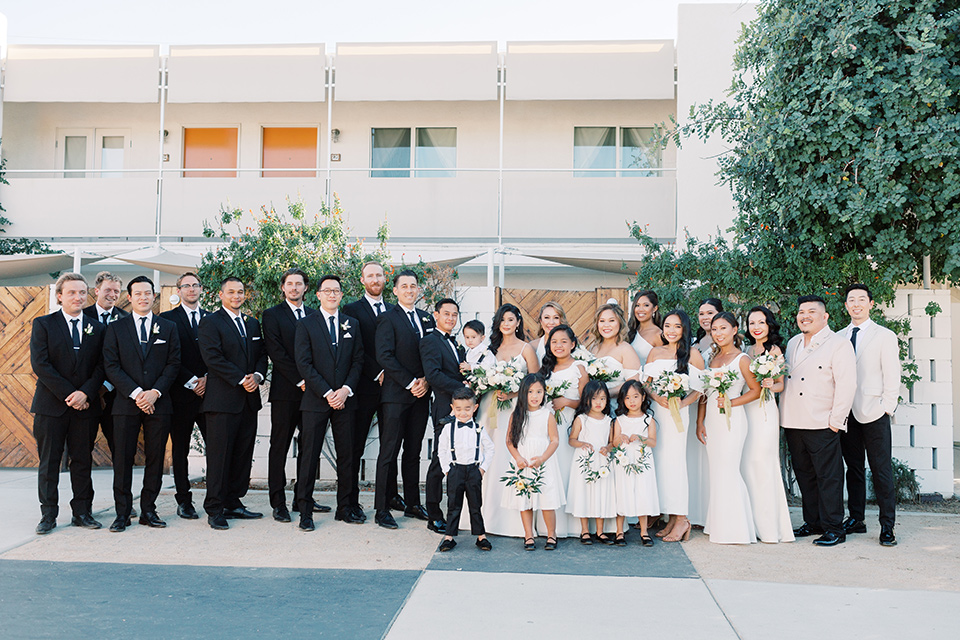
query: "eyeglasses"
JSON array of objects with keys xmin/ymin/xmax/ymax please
[
  {"xmin": 179, "ymin": 283, "xmax": 202, "ymax": 289},
  {"xmin": 319, "ymin": 289, "xmax": 342, "ymax": 295}
]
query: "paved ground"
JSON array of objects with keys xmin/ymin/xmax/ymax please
[{"xmin": 1, "ymin": 464, "xmax": 959, "ymax": 639}]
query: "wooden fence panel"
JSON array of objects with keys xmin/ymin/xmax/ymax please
[{"xmin": 0, "ymin": 287, "xmax": 47, "ymax": 467}]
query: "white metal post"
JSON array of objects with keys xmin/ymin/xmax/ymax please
[{"xmin": 154, "ymin": 54, "xmax": 168, "ymax": 248}]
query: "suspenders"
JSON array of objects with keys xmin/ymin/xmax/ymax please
[{"xmin": 450, "ymin": 421, "xmax": 481, "ymax": 464}]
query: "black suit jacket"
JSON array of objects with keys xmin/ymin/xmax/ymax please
[
  {"xmin": 83, "ymin": 304, "xmax": 128, "ymax": 325},
  {"xmin": 30, "ymin": 311, "xmax": 106, "ymax": 418},
  {"xmin": 159, "ymin": 306, "xmax": 210, "ymax": 404},
  {"xmin": 198, "ymin": 308, "xmax": 268, "ymax": 414},
  {"xmin": 295, "ymin": 311, "xmax": 364, "ymax": 412},
  {"xmin": 103, "ymin": 314, "xmax": 181, "ymax": 415},
  {"xmin": 342, "ymin": 297, "xmax": 394, "ymax": 395},
  {"xmin": 262, "ymin": 302, "xmax": 317, "ymax": 403},
  {"xmin": 420, "ymin": 330, "xmax": 466, "ymax": 425},
  {"xmin": 376, "ymin": 304, "xmax": 436, "ymax": 405}
]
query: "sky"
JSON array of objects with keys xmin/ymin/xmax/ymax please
[{"xmin": 0, "ymin": 0, "xmax": 742, "ymax": 48}]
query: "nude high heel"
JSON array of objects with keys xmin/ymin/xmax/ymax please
[{"xmin": 664, "ymin": 519, "xmax": 691, "ymax": 542}]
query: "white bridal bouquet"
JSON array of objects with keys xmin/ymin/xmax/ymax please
[
  {"xmin": 468, "ymin": 360, "xmax": 525, "ymax": 411},
  {"xmin": 701, "ymin": 368, "xmax": 741, "ymax": 430},
  {"xmin": 650, "ymin": 370, "xmax": 691, "ymax": 432}
]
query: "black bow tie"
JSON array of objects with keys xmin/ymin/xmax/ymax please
[{"xmin": 456, "ymin": 421, "xmax": 474, "ymax": 429}]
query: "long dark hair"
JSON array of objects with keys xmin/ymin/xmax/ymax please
[
  {"xmin": 695, "ymin": 298, "xmax": 724, "ymax": 342},
  {"xmin": 574, "ymin": 380, "xmax": 610, "ymax": 420},
  {"xmin": 509, "ymin": 373, "xmax": 546, "ymax": 450},
  {"xmin": 627, "ymin": 290, "xmax": 662, "ymax": 342},
  {"xmin": 538, "ymin": 324, "xmax": 577, "ymax": 377},
  {"xmin": 743, "ymin": 305, "xmax": 784, "ymax": 353},
  {"xmin": 709, "ymin": 311, "xmax": 742, "ymax": 355},
  {"xmin": 615, "ymin": 379, "xmax": 652, "ymax": 421},
  {"xmin": 490, "ymin": 303, "xmax": 525, "ymax": 355},
  {"xmin": 661, "ymin": 309, "xmax": 693, "ymax": 374}
]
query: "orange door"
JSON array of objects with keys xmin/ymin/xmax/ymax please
[{"xmin": 183, "ymin": 128, "xmax": 238, "ymax": 177}]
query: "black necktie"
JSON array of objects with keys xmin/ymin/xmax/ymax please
[
  {"xmin": 374, "ymin": 302, "xmax": 383, "ymax": 316},
  {"xmin": 850, "ymin": 326, "xmax": 860, "ymax": 351},
  {"xmin": 408, "ymin": 310, "xmax": 420, "ymax": 337},
  {"xmin": 329, "ymin": 315, "xmax": 338, "ymax": 349},
  {"xmin": 100, "ymin": 312, "xmax": 109, "ymax": 325},
  {"xmin": 234, "ymin": 316, "xmax": 246, "ymax": 339},
  {"xmin": 296, "ymin": 308, "xmax": 303, "ymax": 321},
  {"xmin": 70, "ymin": 318, "xmax": 81, "ymax": 353},
  {"xmin": 190, "ymin": 311, "xmax": 198, "ymax": 338},
  {"xmin": 139, "ymin": 317, "xmax": 149, "ymax": 355}
]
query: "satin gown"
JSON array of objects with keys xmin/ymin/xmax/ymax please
[
  {"xmin": 631, "ymin": 334, "xmax": 656, "ymax": 367},
  {"xmin": 742, "ymin": 390, "xmax": 795, "ymax": 543},
  {"xmin": 688, "ymin": 337, "xmax": 713, "ymax": 526}
]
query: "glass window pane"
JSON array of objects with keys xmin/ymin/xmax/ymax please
[
  {"xmin": 262, "ymin": 127, "xmax": 318, "ymax": 178},
  {"xmin": 621, "ymin": 127, "xmax": 661, "ymax": 177},
  {"xmin": 574, "ymin": 127, "xmax": 615, "ymax": 177},
  {"xmin": 100, "ymin": 135, "xmax": 124, "ymax": 178},
  {"xmin": 371, "ymin": 128, "xmax": 411, "ymax": 178},
  {"xmin": 415, "ymin": 127, "xmax": 456, "ymax": 178},
  {"xmin": 64, "ymin": 136, "xmax": 87, "ymax": 178}
]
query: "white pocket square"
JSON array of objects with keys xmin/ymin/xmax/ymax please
[
  {"xmin": 252, "ymin": 336, "xmax": 261, "ymax": 341},
  {"xmin": 425, "ymin": 327, "xmax": 434, "ymax": 333},
  {"xmin": 154, "ymin": 339, "xmax": 167, "ymax": 345},
  {"xmin": 343, "ymin": 333, "xmax": 353, "ymax": 339}
]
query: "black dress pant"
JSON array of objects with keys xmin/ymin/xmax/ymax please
[
  {"xmin": 785, "ymin": 427, "xmax": 845, "ymax": 534},
  {"xmin": 425, "ymin": 418, "xmax": 447, "ymax": 522},
  {"xmin": 841, "ymin": 413, "xmax": 896, "ymax": 529},
  {"xmin": 374, "ymin": 397, "xmax": 429, "ymax": 511},
  {"xmin": 169, "ymin": 391, "xmax": 206, "ymax": 505},
  {"xmin": 268, "ymin": 400, "xmax": 303, "ymax": 509},
  {"xmin": 113, "ymin": 413, "xmax": 170, "ymax": 518},
  {"xmin": 35, "ymin": 412, "xmax": 95, "ymax": 519},
  {"xmin": 297, "ymin": 406, "xmax": 355, "ymax": 514},
  {"xmin": 352, "ymin": 388, "xmax": 396, "ymax": 509},
  {"xmin": 203, "ymin": 407, "xmax": 258, "ymax": 516},
  {"xmin": 446, "ymin": 464, "xmax": 484, "ymax": 536},
  {"xmin": 90, "ymin": 389, "xmax": 117, "ymax": 457}
]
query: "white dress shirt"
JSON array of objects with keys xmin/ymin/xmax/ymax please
[
  {"xmin": 222, "ymin": 306, "xmax": 263, "ymax": 385},
  {"xmin": 61, "ymin": 309, "xmax": 84, "ymax": 346},
  {"xmin": 319, "ymin": 307, "xmax": 353, "ymax": 399},
  {"xmin": 180, "ymin": 303, "xmax": 202, "ymax": 390},
  {"xmin": 437, "ymin": 419, "xmax": 495, "ymax": 473},
  {"xmin": 129, "ymin": 311, "xmax": 160, "ymax": 400}
]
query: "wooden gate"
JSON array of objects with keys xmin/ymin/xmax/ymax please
[{"xmin": 496, "ymin": 287, "xmax": 630, "ymax": 344}]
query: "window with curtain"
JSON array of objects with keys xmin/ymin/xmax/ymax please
[
  {"xmin": 371, "ymin": 128, "xmax": 411, "ymax": 177},
  {"xmin": 100, "ymin": 135, "xmax": 124, "ymax": 178},
  {"xmin": 574, "ymin": 127, "xmax": 616, "ymax": 178},
  {"xmin": 415, "ymin": 127, "xmax": 456, "ymax": 178},
  {"xmin": 621, "ymin": 127, "xmax": 661, "ymax": 177}
]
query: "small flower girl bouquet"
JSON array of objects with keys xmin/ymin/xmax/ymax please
[
  {"xmin": 545, "ymin": 378, "xmax": 572, "ymax": 423},
  {"xmin": 701, "ymin": 368, "xmax": 741, "ymax": 430},
  {"xmin": 501, "ymin": 462, "xmax": 544, "ymax": 498},
  {"xmin": 749, "ymin": 352, "xmax": 787, "ymax": 408},
  {"xmin": 468, "ymin": 360, "xmax": 524, "ymax": 411},
  {"xmin": 650, "ymin": 370, "xmax": 691, "ymax": 432},
  {"xmin": 607, "ymin": 442, "xmax": 651, "ymax": 475},
  {"xmin": 577, "ymin": 449, "xmax": 612, "ymax": 484}
]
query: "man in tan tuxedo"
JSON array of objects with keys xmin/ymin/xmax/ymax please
[
  {"xmin": 780, "ymin": 295, "xmax": 857, "ymax": 546},
  {"xmin": 839, "ymin": 284, "xmax": 900, "ymax": 546}
]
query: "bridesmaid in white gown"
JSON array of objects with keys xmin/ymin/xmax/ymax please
[
  {"xmin": 696, "ymin": 312, "xmax": 761, "ymax": 544},
  {"xmin": 688, "ymin": 298, "xmax": 723, "ymax": 528},
  {"xmin": 627, "ymin": 290, "xmax": 664, "ymax": 367},
  {"xmin": 528, "ymin": 302, "xmax": 567, "ymax": 366},
  {"xmin": 742, "ymin": 306, "xmax": 795, "ymax": 543},
  {"xmin": 481, "ymin": 304, "xmax": 540, "ymax": 538},
  {"xmin": 643, "ymin": 309, "xmax": 705, "ymax": 543},
  {"xmin": 589, "ymin": 303, "xmax": 642, "ymax": 398},
  {"xmin": 540, "ymin": 325, "xmax": 588, "ymax": 538}
]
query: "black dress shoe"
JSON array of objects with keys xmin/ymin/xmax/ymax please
[
  {"xmin": 439, "ymin": 538, "xmax": 457, "ymax": 552},
  {"xmin": 130, "ymin": 507, "xmax": 138, "ymax": 518},
  {"xmin": 71, "ymin": 513, "xmax": 102, "ymax": 530},
  {"xmin": 312, "ymin": 501, "xmax": 332, "ymax": 513},
  {"xmin": 208, "ymin": 514, "xmax": 229, "ymax": 530},
  {"xmin": 842, "ymin": 517, "xmax": 867, "ymax": 534},
  {"xmin": 427, "ymin": 519, "xmax": 447, "ymax": 534},
  {"xmin": 879, "ymin": 527, "xmax": 898, "ymax": 547},
  {"xmin": 389, "ymin": 496, "xmax": 406, "ymax": 511},
  {"xmin": 36, "ymin": 518, "xmax": 57, "ymax": 535},
  {"xmin": 299, "ymin": 516, "xmax": 315, "ymax": 532},
  {"xmin": 273, "ymin": 507, "xmax": 292, "ymax": 523},
  {"xmin": 812, "ymin": 531, "xmax": 846, "ymax": 546},
  {"xmin": 476, "ymin": 537, "xmax": 493, "ymax": 551},
  {"xmin": 793, "ymin": 523, "xmax": 825, "ymax": 538},
  {"xmin": 352, "ymin": 506, "xmax": 367, "ymax": 521},
  {"xmin": 177, "ymin": 502, "xmax": 200, "ymax": 520},
  {"xmin": 335, "ymin": 509, "xmax": 364, "ymax": 524},
  {"xmin": 139, "ymin": 512, "xmax": 167, "ymax": 528},
  {"xmin": 375, "ymin": 510, "xmax": 399, "ymax": 529},
  {"xmin": 403, "ymin": 505, "xmax": 429, "ymax": 521},
  {"xmin": 223, "ymin": 507, "xmax": 263, "ymax": 520},
  {"xmin": 109, "ymin": 516, "xmax": 131, "ymax": 533}
]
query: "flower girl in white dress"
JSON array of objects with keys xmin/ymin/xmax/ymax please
[{"xmin": 612, "ymin": 380, "xmax": 660, "ymax": 546}]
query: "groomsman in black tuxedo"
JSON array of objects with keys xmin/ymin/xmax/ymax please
[
  {"xmin": 262, "ymin": 268, "xmax": 330, "ymax": 522},
  {"xmin": 294, "ymin": 275, "xmax": 364, "ymax": 530},
  {"xmin": 373, "ymin": 269, "xmax": 435, "ymax": 529},
  {"xmin": 342, "ymin": 261, "xmax": 397, "ymax": 521},
  {"xmin": 159, "ymin": 272, "xmax": 210, "ymax": 520},
  {"xmin": 102, "ymin": 275, "xmax": 181, "ymax": 532},
  {"xmin": 83, "ymin": 271, "xmax": 128, "ymax": 457},
  {"xmin": 199, "ymin": 276, "xmax": 269, "ymax": 530},
  {"xmin": 421, "ymin": 298, "xmax": 468, "ymax": 535},
  {"xmin": 31, "ymin": 273, "xmax": 106, "ymax": 534}
]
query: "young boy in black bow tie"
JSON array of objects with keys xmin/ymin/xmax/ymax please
[{"xmin": 438, "ymin": 387, "xmax": 495, "ymax": 552}]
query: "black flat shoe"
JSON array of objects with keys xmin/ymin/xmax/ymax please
[
  {"xmin": 299, "ymin": 516, "xmax": 315, "ymax": 531},
  {"xmin": 375, "ymin": 511, "xmax": 399, "ymax": 529},
  {"xmin": 596, "ymin": 533, "xmax": 615, "ymax": 546},
  {"xmin": 640, "ymin": 535, "xmax": 654, "ymax": 547},
  {"xmin": 813, "ymin": 531, "xmax": 845, "ymax": 546},
  {"xmin": 544, "ymin": 537, "xmax": 557, "ymax": 551},
  {"xmin": 71, "ymin": 513, "xmax": 102, "ymax": 530},
  {"xmin": 879, "ymin": 527, "xmax": 897, "ymax": 547},
  {"xmin": 579, "ymin": 532, "xmax": 593, "ymax": 545},
  {"xmin": 439, "ymin": 538, "xmax": 457, "ymax": 552},
  {"xmin": 476, "ymin": 537, "xmax": 492, "ymax": 551},
  {"xmin": 177, "ymin": 502, "xmax": 199, "ymax": 520},
  {"xmin": 524, "ymin": 537, "xmax": 535, "ymax": 551},
  {"xmin": 793, "ymin": 523, "xmax": 825, "ymax": 538},
  {"xmin": 403, "ymin": 505, "xmax": 429, "ymax": 521},
  {"xmin": 273, "ymin": 507, "xmax": 292, "ymax": 523},
  {"xmin": 138, "ymin": 511, "xmax": 167, "ymax": 528},
  {"xmin": 35, "ymin": 519, "xmax": 56, "ymax": 535},
  {"xmin": 842, "ymin": 517, "xmax": 867, "ymax": 534},
  {"xmin": 208, "ymin": 514, "xmax": 229, "ymax": 530},
  {"xmin": 615, "ymin": 534, "xmax": 628, "ymax": 547}
]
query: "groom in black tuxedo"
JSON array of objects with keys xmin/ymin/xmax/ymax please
[
  {"xmin": 373, "ymin": 269, "xmax": 435, "ymax": 529},
  {"xmin": 421, "ymin": 298, "xmax": 468, "ymax": 534},
  {"xmin": 31, "ymin": 273, "xmax": 106, "ymax": 534},
  {"xmin": 294, "ymin": 274, "xmax": 364, "ymax": 530},
  {"xmin": 102, "ymin": 275, "xmax": 181, "ymax": 532}
]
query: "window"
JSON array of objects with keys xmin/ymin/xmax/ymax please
[
  {"xmin": 371, "ymin": 127, "xmax": 457, "ymax": 178},
  {"xmin": 57, "ymin": 128, "xmax": 129, "ymax": 178},
  {"xmin": 574, "ymin": 126, "xmax": 661, "ymax": 177},
  {"xmin": 63, "ymin": 136, "xmax": 88, "ymax": 179},
  {"xmin": 183, "ymin": 127, "xmax": 238, "ymax": 178},
  {"xmin": 262, "ymin": 127, "xmax": 318, "ymax": 178}
]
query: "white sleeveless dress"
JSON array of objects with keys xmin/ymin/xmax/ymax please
[
  {"xmin": 534, "ymin": 337, "xmax": 547, "ymax": 366},
  {"xmin": 614, "ymin": 414, "xmax": 660, "ymax": 517},
  {"xmin": 687, "ymin": 337, "xmax": 713, "ymax": 526},
  {"xmin": 480, "ymin": 354, "xmax": 528, "ymax": 537},
  {"xmin": 541, "ymin": 363, "xmax": 582, "ymax": 537},
  {"xmin": 593, "ymin": 354, "xmax": 639, "ymax": 400},
  {"xmin": 703, "ymin": 353, "xmax": 756, "ymax": 544},
  {"xmin": 742, "ymin": 373, "xmax": 795, "ymax": 543},
  {"xmin": 631, "ymin": 334, "xmax": 656, "ymax": 367},
  {"xmin": 565, "ymin": 415, "xmax": 617, "ymax": 518},
  {"xmin": 500, "ymin": 407, "xmax": 566, "ymax": 512}
]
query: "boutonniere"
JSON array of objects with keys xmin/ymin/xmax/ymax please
[
  {"xmin": 152, "ymin": 324, "xmax": 160, "ymax": 335},
  {"xmin": 340, "ymin": 320, "xmax": 351, "ymax": 333},
  {"xmin": 83, "ymin": 323, "xmax": 93, "ymax": 335}
]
